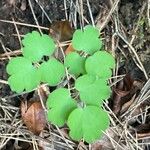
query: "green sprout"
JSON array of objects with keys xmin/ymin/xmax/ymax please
[
  {"xmin": 75, "ymin": 74, "xmax": 111, "ymax": 106},
  {"xmin": 6, "ymin": 25, "xmax": 115, "ymax": 143},
  {"xmin": 64, "ymin": 52, "xmax": 86, "ymax": 77},
  {"xmin": 72, "ymin": 25, "xmax": 102, "ymax": 54},
  {"xmin": 67, "ymin": 106, "xmax": 109, "ymax": 143},
  {"xmin": 22, "ymin": 31, "xmax": 55, "ymax": 62},
  {"xmin": 6, "ymin": 57, "xmax": 41, "ymax": 93},
  {"xmin": 47, "ymin": 88, "xmax": 77, "ymax": 126}
]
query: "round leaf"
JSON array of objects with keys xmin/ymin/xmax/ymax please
[
  {"xmin": 67, "ymin": 106, "xmax": 110, "ymax": 143},
  {"xmin": 47, "ymin": 88, "xmax": 77, "ymax": 126},
  {"xmin": 85, "ymin": 51, "xmax": 115, "ymax": 78},
  {"xmin": 64, "ymin": 52, "xmax": 86, "ymax": 77},
  {"xmin": 39, "ymin": 58, "xmax": 65, "ymax": 86},
  {"xmin": 72, "ymin": 25, "xmax": 102, "ymax": 54},
  {"xmin": 75, "ymin": 74, "xmax": 111, "ymax": 106},
  {"xmin": 22, "ymin": 31, "xmax": 55, "ymax": 62},
  {"xmin": 6, "ymin": 57, "xmax": 41, "ymax": 93}
]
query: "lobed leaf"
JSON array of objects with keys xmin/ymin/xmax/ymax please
[
  {"xmin": 47, "ymin": 88, "xmax": 77, "ymax": 126},
  {"xmin": 6, "ymin": 57, "xmax": 40, "ymax": 93},
  {"xmin": 72, "ymin": 25, "xmax": 102, "ymax": 54},
  {"xmin": 39, "ymin": 58, "xmax": 65, "ymax": 86},
  {"xmin": 75, "ymin": 74, "xmax": 111, "ymax": 106},
  {"xmin": 22, "ymin": 31, "xmax": 55, "ymax": 62},
  {"xmin": 64, "ymin": 52, "xmax": 86, "ymax": 77},
  {"xmin": 67, "ymin": 106, "xmax": 110, "ymax": 143},
  {"xmin": 85, "ymin": 51, "xmax": 115, "ymax": 78}
]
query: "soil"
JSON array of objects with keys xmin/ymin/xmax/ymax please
[{"xmin": 0, "ymin": 0, "xmax": 150, "ymax": 150}]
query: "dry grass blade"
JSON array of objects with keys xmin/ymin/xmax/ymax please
[{"xmin": 0, "ymin": 19, "xmax": 49, "ymax": 30}]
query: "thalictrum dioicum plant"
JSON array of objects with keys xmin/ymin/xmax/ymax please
[{"xmin": 6, "ymin": 25, "xmax": 115, "ymax": 143}]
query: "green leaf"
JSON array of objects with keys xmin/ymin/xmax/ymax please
[
  {"xmin": 6, "ymin": 57, "xmax": 40, "ymax": 93},
  {"xmin": 67, "ymin": 106, "xmax": 109, "ymax": 143},
  {"xmin": 75, "ymin": 74, "xmax": 111, "ymax": 106},
  {"xmin": 85, "ymin": 51, "xmax": 115, "ymax": 78},
  {"xmin": 22, "ymin": 31, "xmax": 55, "ymax": 62},
  {"xmin": 72, "ymin": 25, "xmax": 102, "ymax": 54},
  {"xmin": 47, "ymin": 88, "xmax": 77, "ymax": 126},
  {"xmin": 39, "ymin": 58, "xmax": 65, "ymax": 86},
  {"xmin": 64, "ymin": 52, "xmax": 86, "ymax": 77}
]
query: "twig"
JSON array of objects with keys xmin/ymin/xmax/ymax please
[
  {"xmin": 56, "ymin": 126, "xmax": 74, "ymax": 150},
  {"xmin": 28, "ymin": 0, "xmax": 42, "ymax": 34},
  {"xmin": 99, "ymin": 0, "xmax": 120, "ymax": 30},
  {"xmin": 0, "ymin": 40, "xmax": 11, "ymax": 60},
  {"xmin": 34, "ymin": 0, "xmax": 52, "ymax": 23},
  {"xmin": 86, "ymin": 0, "xmax": 95, "ymax": 26},
  {"xmin": 148, "ymin": 0, "xmax": 150, "ymax": 26},
  {"xmin": 12, "ymin": 18, "xmax": 22, "ymax": 47},
  {"xmin": 0, "ymin": 19, "xmax": 49, "ymax": 30},
  {"xmin": 64, "ymin": 0, "xmax": 68, "ymax": 20},
  {"xmin": 0, "ymin": 79, "xmax": 8, "ymax": 85},
  {"xmin": 114, "ymin": 18, "xmax": 149, "ymax": 80}
]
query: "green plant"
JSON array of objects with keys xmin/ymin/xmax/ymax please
[{"xmin": 6, "ymin": 25, "xmax": 115, "ymax": 143}]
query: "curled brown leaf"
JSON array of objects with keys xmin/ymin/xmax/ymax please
[
  {"xmin": 21, "ymin": 100, "xmax": 46, "ymax": 135},
  {"xmin": 111, "ymin": 73, "xmax": 143, "ymax": 116},
  {"xmin": 49, "ymin": 20, "xmax": 74, "ymax": 42},
  {"xmin": 112, "ymin": 74, "xmax": 134, "ymax": 115}
]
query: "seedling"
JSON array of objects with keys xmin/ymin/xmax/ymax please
[{"xmin": 6, "ymin": 25, "xmax": 115, "ymax": 143}]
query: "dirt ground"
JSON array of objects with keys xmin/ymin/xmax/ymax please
[{"xmin": 0, "ymin": 0, "xmax": 150, "ymax": 150}]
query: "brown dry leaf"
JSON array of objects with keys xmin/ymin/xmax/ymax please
[
  {"xmin": 49, "ymin": 20, "xmax": 74, "ymax": 60},
  {"xmin": 131, "ymin": 102, "xmax": 149, "ymax": 118},
  {"xmin": 49, "ymin": 20, "xmax": 74, "ymax": 42},
  {"xmin": 112, "ymin": 74, "xmax": 134, "ymax": 115},
  {"xmin": 112, "ymin": 74, "xmax": 143, "ymax": 115},
  {"xmin": 136, "ymin": 124, "xmax": 150, "ymax": 134},
  {"xmin": 120, "ymin": 80, "xmax": 144, "ymax": 117},
  {"xmin": 21, "ymin": 100, "xmax": 46, "ymax": 135},
  {"xmin": 120, "ymin": 94, "xmax": 136, "ymax": 115},
  {"xmin": 65, "ymin": 43, "xmax": 75, "ymax": 55},
  {"xmin": 131, "ymin": 124, "xmax": 150, "ymax": 139},
  {"xmin": 91, "ymin": 142, "xmax": 103, "ymax": 150}
]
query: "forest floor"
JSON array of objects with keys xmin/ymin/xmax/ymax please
[{"xmin": 0, "ymin": 0, "xmax": 150, "ymax": 150}]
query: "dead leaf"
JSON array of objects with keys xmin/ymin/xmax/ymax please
[
  {"xmin": 91, "ymin": 142, "xmax": 103, "ymax": 150},
  {"xmin": 111, "ymin": 73, "xmax": 144, "ymax": 116},
  {"xmin": 120, "ymin": 94, "xmax": 136, "ymax": 114},
  {"xmin": 65, "ymin": 43, "xmax": 75, "ymax": 55},
  {"xmin": 136, "ymin": 124, "xmax": 150, "ymax": 134},
  {"xmin": 131, "ymin": 124, "xmax": 150, "ymax": 139},
  {"xmin": 49, "ymin": 20, "xmax": 74, "ymax": 42},
  {"xmin": 21, "ymin": 100, "xmax": 46, "ymax": 135},
  {"xmin": 49, "ymin": 20, "xmax": 74, "ymax": 60},
  {"xmin": 112, "ymin": 74, "xmax": 134, "ymax": 115}
]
